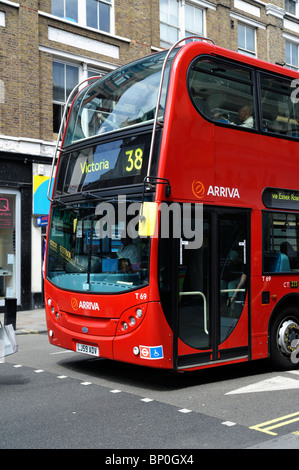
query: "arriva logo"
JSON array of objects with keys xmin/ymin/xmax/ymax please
[
  {"xmin": 71, "ymin": 298, "xmax": 100, "ymax": 311},
  {"xmin": 192, "ymin": 180, "xmax": 240, "ymax": 199}
]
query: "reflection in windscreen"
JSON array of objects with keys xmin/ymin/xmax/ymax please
[
  {"xmin": 64, "ymin": 50, "xmax": 177, "ymax": 145},
  {"xmin": 47, "ymin": 202, "xmax": 150, "ymax": 293}
]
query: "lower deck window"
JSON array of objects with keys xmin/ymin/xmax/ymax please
[{"xmin": 263, "ymin": 211, "xmax": 299, "ymax": 273}]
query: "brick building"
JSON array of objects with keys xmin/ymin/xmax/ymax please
[{"xmin": 0, "ymin": 0, "xmax": 299, "ymax": 310}]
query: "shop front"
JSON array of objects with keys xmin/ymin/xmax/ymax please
[{"xmin": 0, "ymin": 190, "xmax": 20, "ymax": 308}]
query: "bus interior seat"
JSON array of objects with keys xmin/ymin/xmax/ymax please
[
  {"xmin": 264, "ymin": 252, "xmax": 291, "ymax": 272},
  {"xmin": 262, "ymin": 103, "xmax": 278, "ymax": 132}
]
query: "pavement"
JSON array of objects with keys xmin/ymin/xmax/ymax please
[{"xmin": 0, "ymin": 308, "xmax": 47, "ymax": 335}]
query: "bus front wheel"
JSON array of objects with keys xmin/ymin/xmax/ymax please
[{"xmin": 269, "ymin": 306, "xmax": 299, "ymax": 370}]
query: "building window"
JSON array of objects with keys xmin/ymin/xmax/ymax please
[
  {"xmin": 285, "ymin": 0, "xmax": 297, "ymax": 15},
  {"xmin": 160, "ymin": 0, "xmax": 179, "ymax": 45},
  {"xmin": 53, "ymin": 61, "xmax": 79, "ymax": 133},
  {"xmin": 51, "ymin": 0, "xmax": 112, "ymax": 32},
  {"xmin": 160, "ymin": 0, "xmax": 204, "ymax": 47},
  {"xmin": 86, "ymin": 0, "xmax": 111, "ymax": 33},
  {"xmin": 52, "ymin": 0, "xmax": 78, "ymax": 22},
  {"xmin": 286, "ymin": 41, "xmax": 298, "ymax": 70},
  {"xmin": 185, "ymin": 3, "xmax": 204, "ymax": 37},
  {"xmin": 52, "ymin": 61, "xmax": 107, "ymax": 133},
  {"xmin": 238, "ymin": 23, "xmax": 256, "ymax": 57}
]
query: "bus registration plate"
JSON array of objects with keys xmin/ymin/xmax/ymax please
[{"xmin": 76, "ymin": 343, "xmax": 99, "ymax": 357}]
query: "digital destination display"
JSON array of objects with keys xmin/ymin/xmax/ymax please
[
  {"xmin": 262, "ymin": 187, "xmax": 299, "ymax": 210},
  {"xmin": 54, "ymin": 131, "xmax": 158, "ymax": 195}
]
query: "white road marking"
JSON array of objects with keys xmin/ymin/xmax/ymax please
[
  {"xmin": 226, "ymin": 376, "xmax": 299, "ymax": 395},
  {"xmin": 178, "ymin": 408, "xmax": 192, "ymax": 413}
]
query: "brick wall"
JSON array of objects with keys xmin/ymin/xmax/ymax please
[{"xmin": 0, "ymin": 0, "xmax": 298, "ymax": 143}]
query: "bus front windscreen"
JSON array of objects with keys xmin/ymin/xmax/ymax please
[
  {"xmin": 64, "ymin": 50, "xmax": 176, "ymax": 146},
  {"xmin": 47, "ymin": 201, "xmax": 150, "ymax": 294}
]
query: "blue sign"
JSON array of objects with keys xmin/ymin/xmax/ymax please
[
  {"xmin": 36, "ymin": 216, "xmax": 48, "ymax": 227},
  {"xmin": 140, "ymin": 345, "xmax": 164, "ymax": 360}
]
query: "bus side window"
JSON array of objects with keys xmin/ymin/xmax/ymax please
[
  {"xmin": 261, "ymin": 73, "xmax": 299, "ymax": 138},
  {"xmin": 188, "ymin": 56, "xmax": 256, "ymax": 129},
  {"xmin": 263, "ymin": 212, "xmax": 299, "ymax": 273}
]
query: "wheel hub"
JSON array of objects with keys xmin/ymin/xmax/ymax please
[{"xmin": 277, "ymin": 320, "xmax": 299, "ymax": 356}]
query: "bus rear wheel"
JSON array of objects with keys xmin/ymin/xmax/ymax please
[{"xmin": 270, "ymin": 307, "xmax": 299, "ymax": 370}]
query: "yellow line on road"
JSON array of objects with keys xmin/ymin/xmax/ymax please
[{"xmin": 250, "ymin": 412, "xmax": 299, "ymax": 436}]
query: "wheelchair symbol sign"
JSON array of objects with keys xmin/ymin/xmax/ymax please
[{"xmin": 140, "ymin": 345, "xmax": 164, "ymax": 360}]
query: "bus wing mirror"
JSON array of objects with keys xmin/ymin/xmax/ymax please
[{"xmin": 138, "ymin": 202, "xmax": 158, "ymax": 237}]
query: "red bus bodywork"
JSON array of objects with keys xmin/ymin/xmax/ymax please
[{"xmin": 45, "ymin": 41, "xmax": 299, "ymax": 371}]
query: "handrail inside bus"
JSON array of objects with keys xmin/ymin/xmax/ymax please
[
  {"xmin": 179, "ymin": 290, "xmax": 208, "ymax": 335},
  {"xmin": 46, "ymin": 76, "xmax": 103, "ymax": 203},
  {"xmin": 146, "ymin": 35, "xmax": 215, "ymax": 181}
]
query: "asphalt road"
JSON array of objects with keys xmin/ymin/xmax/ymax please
[{"xmin": 1, "ymin": 332, "xmax": 299, "ymax": 451}]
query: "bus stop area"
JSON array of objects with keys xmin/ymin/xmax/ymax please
[{"xmin": 0, "ymin": 308, "xmax": 46, "ymax": 335}]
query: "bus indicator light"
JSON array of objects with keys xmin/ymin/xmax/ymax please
[{"xmin": 136, "ymin": 308, "xmax": 143, "ymax": 318}]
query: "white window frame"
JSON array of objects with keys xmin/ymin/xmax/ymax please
[
  {"xmin": 51, "ymin": 0, "xmax": 114, "ymax": 34},
  {"xmin": 285, "ymin": 0, "xmax": 298, "ymax": 17},
  {"xmin": 160, "ymin": 0, "xmax": 208, "ymax": 47},
  {"xmin": 286, "ymin": 40, "xmax": 299, "ymax": 70},
  {"xmin": 52, "ymin": 60, "xmax": 80, "ymax": 133},
  {"xmin": 238, "ymin": 22, "xmax": 256, "ymax": 57},
  {"xmin": 52, "ymin": 58, "xmax": 109, "ymax": 133}
]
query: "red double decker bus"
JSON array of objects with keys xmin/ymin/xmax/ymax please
[{"xmin": 45, "ymin": 37, "xmax": 299, "ymax": 371}]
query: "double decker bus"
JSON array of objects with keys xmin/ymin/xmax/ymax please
[{"xmin": 45, "ymin": 37, "xmax": 299, "ymax": 372}]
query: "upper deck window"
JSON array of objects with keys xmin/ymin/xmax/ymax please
[
  {"xmin": 64, "ymin": 50, "xmax": 176, "ymax": 146},
  {"xmin": 188, "ymin": 56, "xmax": 256, "ymax": 129},
  {"xmin": 260, "ymin": 73, "xmax": 299, "ymax": 137}
]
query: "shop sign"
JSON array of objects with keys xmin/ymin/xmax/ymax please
[{"xmin": 0, "ymin": 196, "xmax": 14, "ymax": 228}]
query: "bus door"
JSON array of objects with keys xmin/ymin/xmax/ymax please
[{"xmin": 176, "ymin": 207, "xmax": 250, "ymax": 370}]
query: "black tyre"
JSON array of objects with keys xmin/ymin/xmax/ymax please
[{"xmin": 269, "ymin": 306, "xmax": 299, "ymax": 370}]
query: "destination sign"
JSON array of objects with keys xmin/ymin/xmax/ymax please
[
  {"xmin": 54, "ymin": 130, "xmax": 160, "ymax": 195},
  {"xmin": 262, "ymin": 187, "xmax": 299, "ymax": 210}
]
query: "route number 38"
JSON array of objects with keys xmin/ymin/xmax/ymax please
[{"xmin": 126, "ymin": 148, "xmax": 143, "ymax": 172}]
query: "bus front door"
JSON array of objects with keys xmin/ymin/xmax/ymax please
[{"xmin": 176, "ymin": 208, "xmax": 250, "ymax": 370}]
